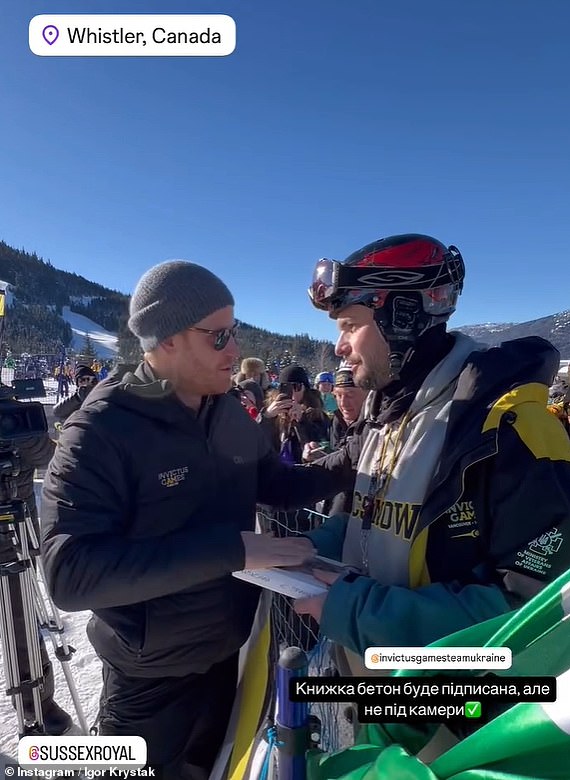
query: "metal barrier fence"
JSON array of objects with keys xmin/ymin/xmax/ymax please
[
  {"xmin": 257, "ymin": 508, "xmax": 323, "ymax": 656},
  {"xmin": 0, "ymin": 354, "xmax": 62, "ymax": 382},
  {"xmin": 0, "ymin": 352, "xmax": 64, "ymax": 403},
  {"xmin": 256, "ymin": 507, "xmax": 351, "ymax": 763}
]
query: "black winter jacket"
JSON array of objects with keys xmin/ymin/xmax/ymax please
[
  {"xmin": 16, "ymin": 433, "xmax": 56, "ymax": 519},
  {"xmin": 325, "ymin": 412, "xmax": 357, "ymax": 516},
  {"xmin": 329, "ymin": 412, "xmax": 348, "ymax": 452},
  {"xmin": 0, "ymin": 433, "xmax": 55, "ymax": 565},
  {"xmin": 41, "ymin": 363, "xmax": 348, "ymax": 677},
  {"xmin": 53, "ymin": 388, "xmax": 91, "ymax": 422}
]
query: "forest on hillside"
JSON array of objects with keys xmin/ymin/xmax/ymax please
[{"xmin": 0, "ymin": 241, "xmax": 338, "ymax": 369}]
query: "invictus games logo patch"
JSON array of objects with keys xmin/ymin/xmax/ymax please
[
  {"xmin": 446, "ymin": 501, "xmax": 476, "ymax": 525},
  {"xmin": 158, "ymin": 466, "xmax": 189, "ymax": 488},
  {"xmin": 444, "ymin": 501, "xmax": 479, "ymax": 539}
]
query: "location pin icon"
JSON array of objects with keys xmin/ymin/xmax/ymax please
[{"xmin": 42, "ymin": 25, "xmax": 59, "ymax": 45}]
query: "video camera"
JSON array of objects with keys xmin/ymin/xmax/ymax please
[
  {"xmin": 0, "ymin": 384, "xmax": 47, "ymax": 449},
  {"xmin": 0, "ymin": 384, "xmax": 47, "ymax": 507}
]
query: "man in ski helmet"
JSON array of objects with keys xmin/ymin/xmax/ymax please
[
  {"xmin": 309, "ymin": 233, "xmax": 465, "ymax": 383},
  {"xmin": 315, "ymin": 370, "xmax": 338, "ymax": 414},
  {"xmin": 298, "ymin": 233, "xmax": 570, "ymax": 686}
]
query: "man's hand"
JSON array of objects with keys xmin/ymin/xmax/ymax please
[
  {"xmin": 265, "ymin": 398, "xmax": 293, "ymax": 418},
  {"xmin": 289, "ymin": 401, "xmax": 305, "ymax": 423},
  {"xmin": 312, "ymin": 569, "xmax": 343, "ymax": 587},
  {"xmin": 294, "ymin": 569, "xmax": 342, "ymax": 623},
  {"xmin": 294, "ymin": 593, "xmax": 327, "ymax": 623},
  {"xmin": 302, "ymin": 442, "xmax": 328, "ymax": 462},
  {"xmin": 241, "ymin": 532, "xmax": 315, "ymax": 569}
]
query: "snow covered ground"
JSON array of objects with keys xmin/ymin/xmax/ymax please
[
  {"xmin": 0, "ymin": 608, "xmax": 102, "ymax": 760},
  {"xmin": 0, "ymin": 481, "xmax": 102, "ymax": 761},
  {"xmin": 61, "ymin": 306, "xmax": 119, "ymax": 359}
]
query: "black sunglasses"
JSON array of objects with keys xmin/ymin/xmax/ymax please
[{"xmin": 187, "ymin": 323, "xmax": 239, "ymax": 351}]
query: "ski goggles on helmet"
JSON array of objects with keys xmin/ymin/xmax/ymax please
[
  {"xmin": 308, "ymin": 258, "xmax": 342, "ymax": 311},
  {"xmin": 308, "ymin": 252, "xmax": 464, "ymax": 313}
]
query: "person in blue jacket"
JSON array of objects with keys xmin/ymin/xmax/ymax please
[
  {"xmin": 315, "ymin": 371, "xmax": 338, "ymax": 414},
  {"xmin": 297, "ymin": 233, "xmax": 570, "ymax": 679}
]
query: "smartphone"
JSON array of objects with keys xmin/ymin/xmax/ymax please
[{"xmin": 278, "ymin": 383, "xmax": 294, "ymax": 399}]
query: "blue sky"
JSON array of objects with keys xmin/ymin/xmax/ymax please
[{"xmin": 1, "ymin": 0, "xmax": 569, "ymax": 342}]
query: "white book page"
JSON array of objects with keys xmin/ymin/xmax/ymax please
[
  {"xmin": 232, "ymin": 567, "xmax": 328, "ymax": 598},
  {"xmin": 232, "ymin": 556, "xmax": 350, "ymax": 599}
]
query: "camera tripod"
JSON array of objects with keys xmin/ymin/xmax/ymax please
[{"xmin": 0, "ymin": 494, "xmax": 88, "ymax": 736}]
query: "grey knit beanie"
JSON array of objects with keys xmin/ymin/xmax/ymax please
[{"xmin": 128, "ymin": 260, "xmax": 234, "ymax": 351}]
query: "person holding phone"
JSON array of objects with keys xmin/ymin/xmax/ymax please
[
  {"xmin": 303, "ymin": 365, "xmax": 368, "ymax": 463},
  {"xmin": 259, "ymin": 365, "xmax": 330, "ymax": 463},
  {"xmin": 304, "ymin": 366, "xmax": 368, "ymax": 517}
]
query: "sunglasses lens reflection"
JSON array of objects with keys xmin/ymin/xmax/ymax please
[{"xmin": 214, "ymin": 325, "xmax": 238, "ymax": 351}]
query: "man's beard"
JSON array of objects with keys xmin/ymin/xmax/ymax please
[{"xmin": 354, "ymin": 359, "xmax": 391, "ymax": 391}]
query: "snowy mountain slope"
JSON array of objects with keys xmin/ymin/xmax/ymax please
[
  {"xmin": 61, "ymin": 306, "xmax": 119, "ymax": 359},
  {"xmin": 457, "ymin": 311, "xmax": 570, "ymax": 358},
  {"xmin": 455, "ymin": 322, "xmax": 515, "ymax": 341}
]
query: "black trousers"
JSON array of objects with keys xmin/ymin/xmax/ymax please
[{"xmin": 97, "ymin": 653, "xmax": 239, "ymax": 779}]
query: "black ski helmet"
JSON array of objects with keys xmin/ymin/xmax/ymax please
[{"xmin": 308, "ymin": 233, "xmax": 465, "ymax": 376}]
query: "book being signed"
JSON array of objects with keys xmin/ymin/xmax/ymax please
[{"xmin": 232, "ymin": 556, "xmax": 357, "ymax": 599}]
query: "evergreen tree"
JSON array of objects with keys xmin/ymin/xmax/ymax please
[
  {"xmin": 83, "ymin": 333, "xmax": 97, "ymax": 358},
  {"xmin": 0, "ymin": 239, "xmax": 341, "ymax": 365}
]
